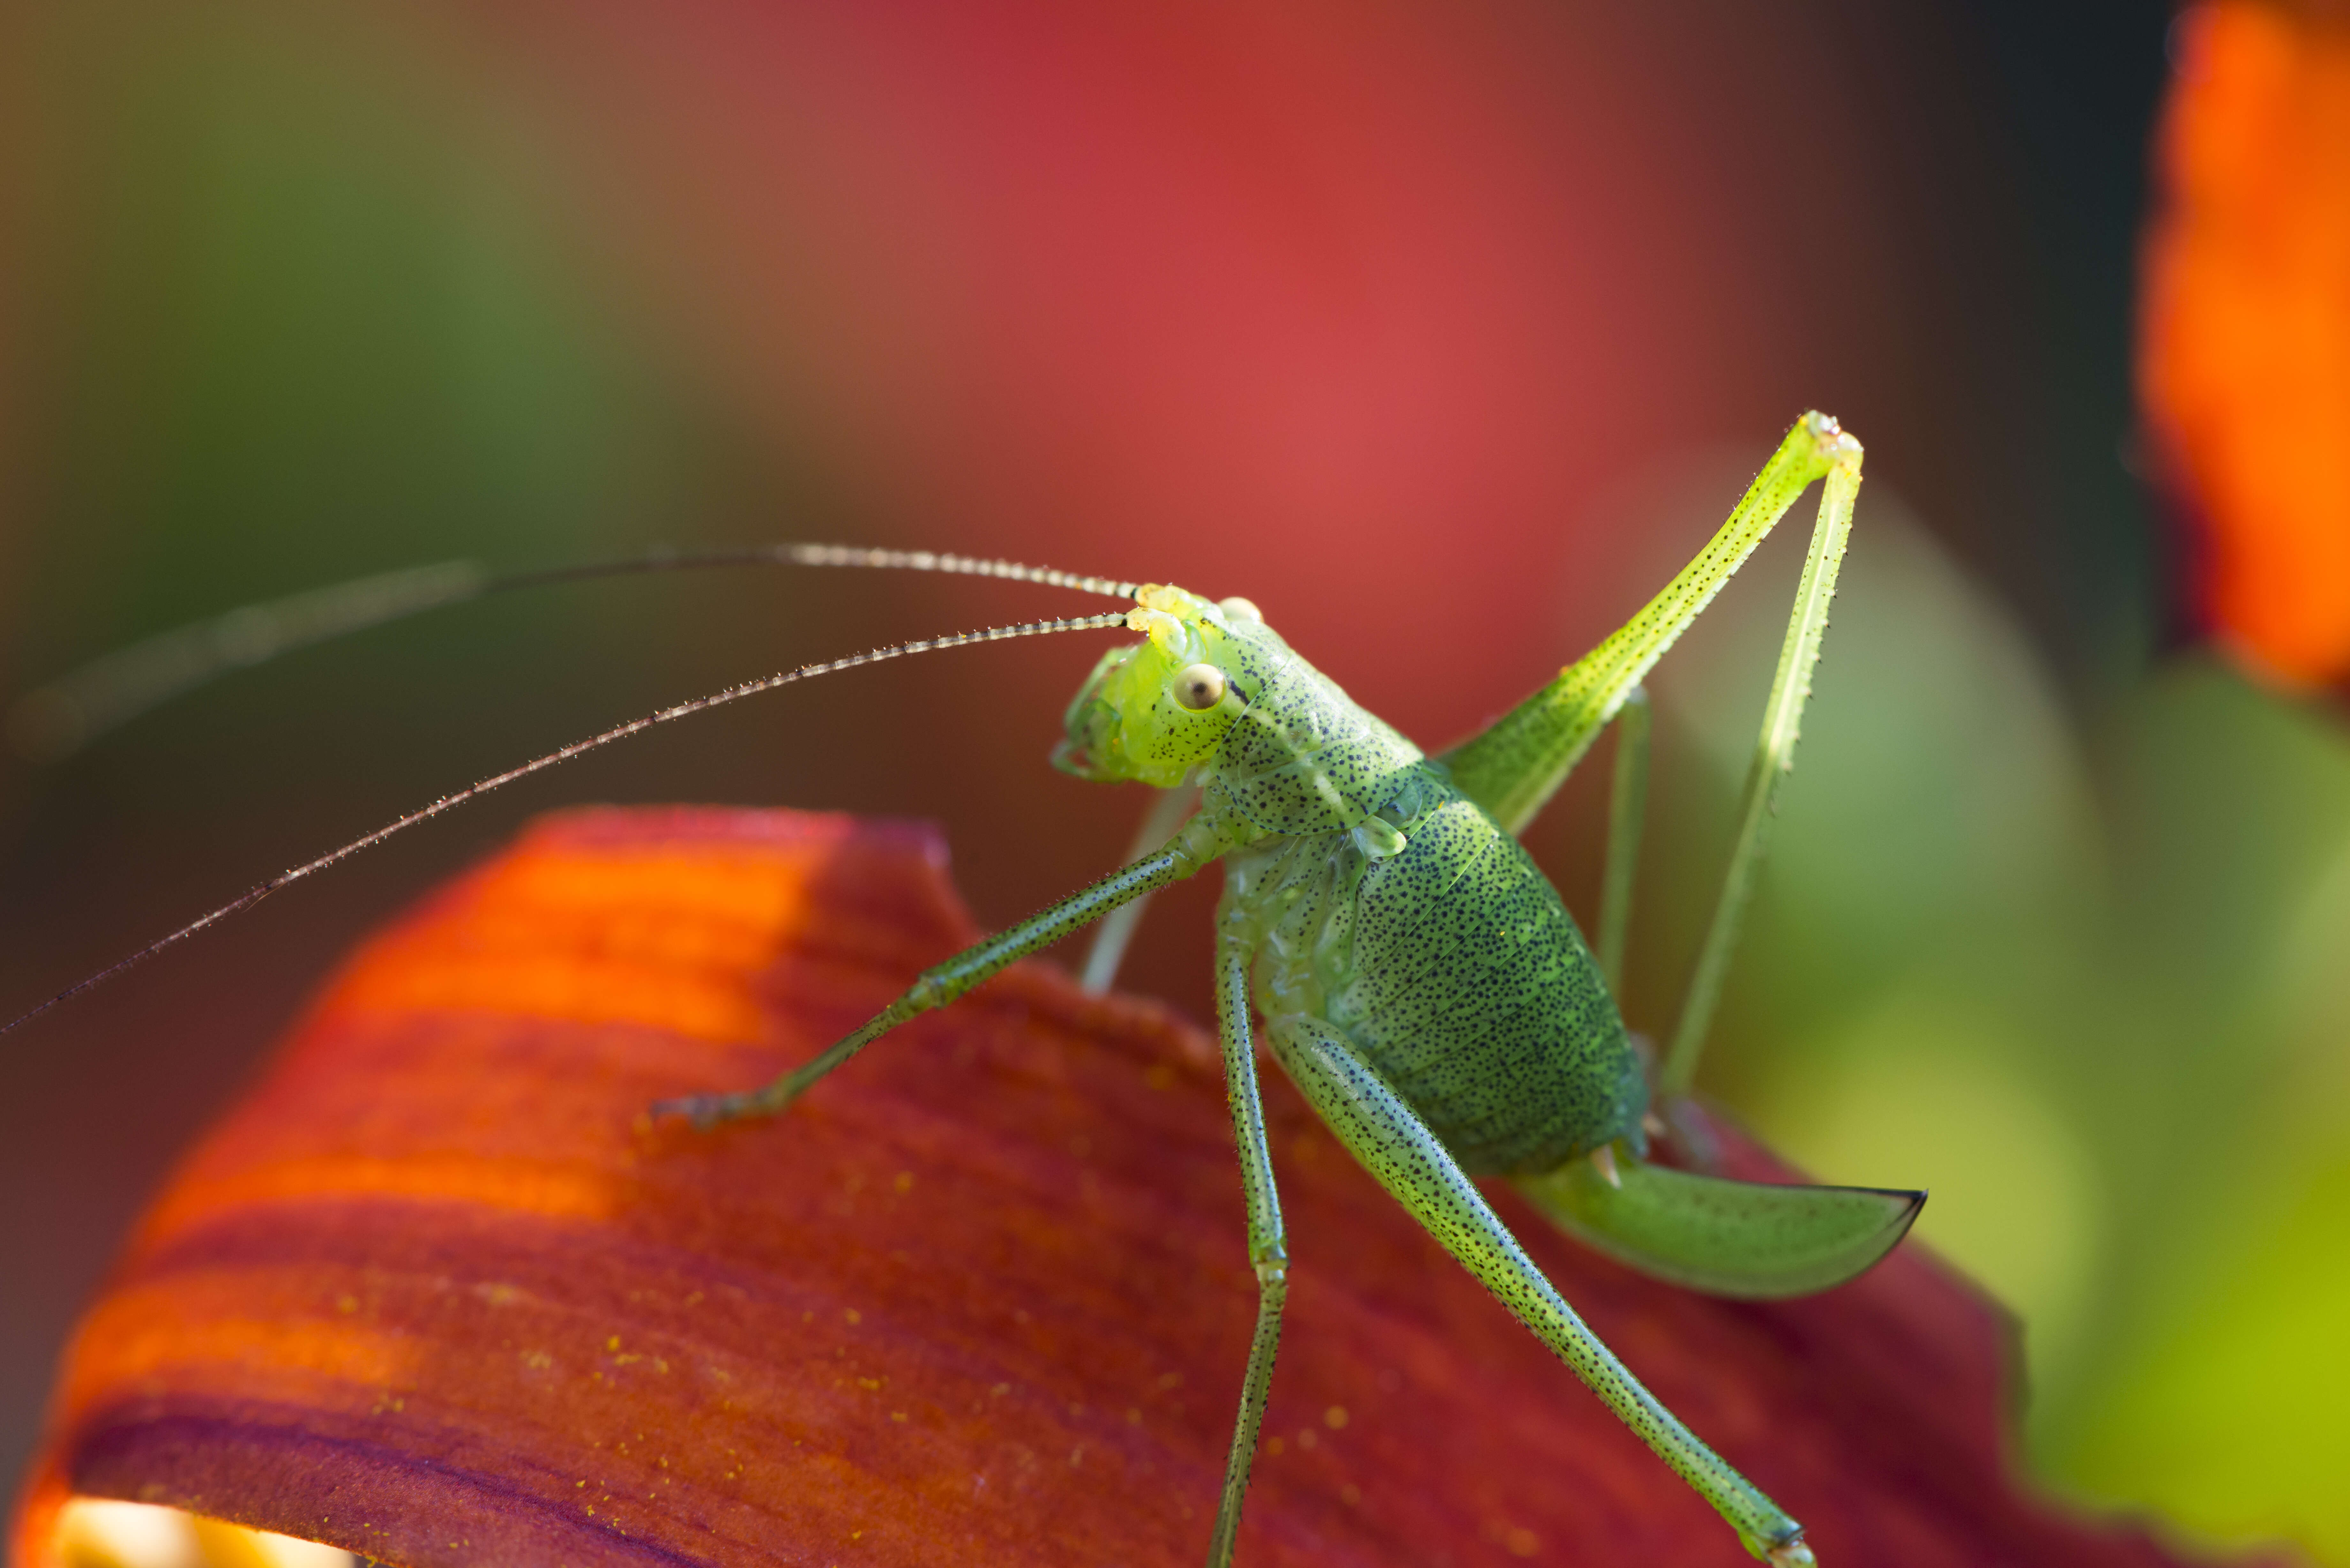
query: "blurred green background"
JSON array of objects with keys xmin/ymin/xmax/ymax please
[{"xmin": 5, "ymin": 1, "xmax": 2344, "ymax": 1563}]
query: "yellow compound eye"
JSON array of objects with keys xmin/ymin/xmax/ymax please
[{"xmin": 1172, "ymin": 663, "xmax": 1228, "ymax": 711}]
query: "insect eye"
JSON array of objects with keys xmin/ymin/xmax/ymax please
[
  {"xmin": 1172, "ymin": 663, "xmax": 1228, "ymax": 711},
  {"xmin": 1218, "ymin": 596, "xmax": 1263, "ymax": 624}
]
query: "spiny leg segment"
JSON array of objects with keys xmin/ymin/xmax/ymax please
[
  {"xmin": 1204, "ymin": 926, "xmax": 1288, "ymax": 1568},
  {"xmin": 1438, "ymin": 413, "xmax": 1863, "ymax": 1095},
  {"xmin": 1266, "ymin": 1015, "xmax": 1814, "ymax": 1566},
  {"xmin": 1660, "ymin": 435, "xmax": 1861, "ymax": 1095},
  {"xmin": 1439, "ymin": 414, "xmax": 1858, "ymax": 834}
]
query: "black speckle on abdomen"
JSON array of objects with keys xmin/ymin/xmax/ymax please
[{"xmin": 1323, "ymin": 795, "xmax": 1645, "ymax": 1174}]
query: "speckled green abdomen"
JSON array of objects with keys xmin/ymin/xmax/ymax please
[
  {"xmin": 1322, "ymin": 787, "xmax": 1648, "ymax": 1175},
  {"xmin": 1229, "ymin": 764, "xmax": 1649, "ymax": 1179}
]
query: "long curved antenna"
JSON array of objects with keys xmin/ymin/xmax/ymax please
[
  {"xmin": 10, "ymin": 545, "xmax": 1140, "ymax": 761},
  {"xmin": 0, "ymin": 609, "xmax": 1133, "ymax": 1036}
]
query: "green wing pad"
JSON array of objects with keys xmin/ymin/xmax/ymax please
[{"xmin": 1515, "ymin": 1151, "xmax": 1923, "ymax": 1300}]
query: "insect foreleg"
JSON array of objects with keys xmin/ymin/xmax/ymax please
[
  {"xmin": 656, "ymin": 829, "xmax": 1224, "ymax": 1127},
  {"xmin": 1267, "ymin": 1015, "xmax": 1814, "ymax": 1567},
  {"xmin": 1659, "ymin": 436, "xmax": 1861, "ymax": 1097},
  {"xmin": 1204, "ymin": 928, "xmax": 1288, "ymax": 1568}
]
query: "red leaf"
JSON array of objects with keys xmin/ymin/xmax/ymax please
[{"xmin": 14, "ymin": 808, "xmax": 2223, "ymax": 1566}]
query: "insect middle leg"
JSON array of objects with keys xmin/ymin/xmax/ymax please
[
  {"xmin": 1265, "ymin": 1013, "xmax": 1815, "ymax": 1567},
  {"xmin": 1203, "ymin": 922, "xmax": 1288, "ymax": 1568}
]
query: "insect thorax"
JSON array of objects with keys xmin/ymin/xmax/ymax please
[{"xmin": 1198, "ymin": 636, "xmax": 1648, "ymax": 1177}]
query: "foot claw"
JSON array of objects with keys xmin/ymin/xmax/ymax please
[
  {"xmin": 651, "ymin": 1083, "xmax": 802, "ymax": 1130},
  {"xmin": 1765, "ymin": 1533, "xmax": 1815, "ymax": 1567},
  {"xmin": 649, "ymin": 1093, "xmax": 735, "ymax": 1131}
]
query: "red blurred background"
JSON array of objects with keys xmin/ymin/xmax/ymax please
[{"xmin": 10, "ymin": 0, "xmax": 2235, "ymax": 1557}]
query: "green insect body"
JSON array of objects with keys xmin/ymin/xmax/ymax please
[
  {"xmin": 665, "ymin": 412, "xmax": 1922, "ymax": 1566},
  {"xmin": 1063, "ymin": 583, "xmax": 1650, "ymax": 1175},
  {"xmin": 11, "ymin": 411, "xmax": 1917, "ymax": 1567}
]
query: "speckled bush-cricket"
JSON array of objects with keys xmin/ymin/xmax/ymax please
[{"xmin": 10, "ymin": 411, "xmax": 1918, "ymax": 1566}]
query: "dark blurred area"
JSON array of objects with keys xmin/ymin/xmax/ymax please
[{"xmin": 11, "ymin": 3, "xmax": 2347, "ymax": 1563}]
